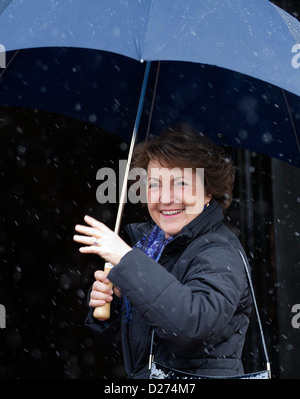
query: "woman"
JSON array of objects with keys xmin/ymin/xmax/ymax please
[{"xmin": 73, "ymin": 124, "xmax": 252, "ymax": 379}]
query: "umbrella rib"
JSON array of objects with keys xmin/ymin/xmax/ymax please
[
  {"xmin": 0, "ymin": 49, "xmax": 20, "ymax": 80},
  {"xmin": 114, "ymin": 61, "xmax": 152, "ymax": 234},
  {"xmin": 0, "ymin": 0, "xmax": 13, "ymax": 15},
  {"xmin": 281, "ymin": 89, "xmax": 300, "ymax": 155},
  {"xmin": 145, "ymin": 61, "xmax": 161, "ymax": 141}
]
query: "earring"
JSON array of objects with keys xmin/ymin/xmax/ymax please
[{"xmin": 203, "ymin": 201, "xmax": 210, "ymax": 210}]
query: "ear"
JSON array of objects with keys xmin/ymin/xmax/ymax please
[{"xmin": 204, "ymin": 192, "xmax": 212, "ymax": 203}]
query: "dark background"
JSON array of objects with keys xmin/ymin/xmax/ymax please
[{"xmin": 0, "ymin": 0, "xmax": 299, "ymax": 379}]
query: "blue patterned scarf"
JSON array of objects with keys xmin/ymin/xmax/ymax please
[{"xmin": 122, "ymin": 224, "xmax": 173, "ymax": 323}]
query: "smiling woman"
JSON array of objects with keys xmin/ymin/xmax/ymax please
[
  {"xmin": 133, "ymin": 124, "xmax": 235, "ymax": 238},
  {"xmin": 76, "ymin": 123, "xmax": 253, "ymax": 379}
]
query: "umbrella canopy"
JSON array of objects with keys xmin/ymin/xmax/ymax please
[
  {"xmin": 1, "ymin": 0, "xmax": 300, "ymax": 96},
  {"xmin": 1, "ymin": 47, "xmax": 300, "ymax": 166}
]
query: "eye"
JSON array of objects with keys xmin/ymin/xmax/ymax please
[
  {"xmin": 175, "ymin": 180, "xmax": 187, "ymax": 186},
  {"xmin": 148, "ymin": 182, "xmax": 160, "ymax": 189}
]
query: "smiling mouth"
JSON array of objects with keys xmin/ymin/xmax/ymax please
[{"xmin": 160, "ymin": 209, "xmax": 184, "ymax": 216}]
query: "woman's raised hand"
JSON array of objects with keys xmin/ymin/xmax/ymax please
[{"xmin": 73, "ymin": 215, "xmax": 132, "ymax": 266}]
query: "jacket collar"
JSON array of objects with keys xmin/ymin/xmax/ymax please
[
  {"xmin": 178, "ymin": 198, "xmax": 224, "ymax": 241},
  {"xmin": 125, "ymin": 198, "xmax": 224, "ymax": 246}
]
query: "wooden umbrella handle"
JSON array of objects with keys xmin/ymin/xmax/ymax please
[{"xmin": 93, "ymin": 262, "xmax": 114, "ymax": 320}]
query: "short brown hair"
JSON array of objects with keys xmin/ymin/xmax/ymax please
[{"xmin": 132, "ymin": 124, "xmax": 235, "ymax": 210}]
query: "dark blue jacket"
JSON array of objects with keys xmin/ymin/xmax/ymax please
[{"xmin": 85, "ymin": 199, "xmax": 252, "ymax": 378}]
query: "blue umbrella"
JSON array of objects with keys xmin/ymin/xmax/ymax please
[{"xmin": 1, "ymin": 0, "xmax": 300, "ymax": 96}]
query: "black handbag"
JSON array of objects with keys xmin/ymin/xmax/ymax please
[{"xmin": 149, "ymin": 249, "xmax": 271, "ymax": 380}]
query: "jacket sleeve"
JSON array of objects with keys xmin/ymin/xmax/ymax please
[{"xmin": 107, "ymin": 242, "xmax": 247, "ymax": 347}]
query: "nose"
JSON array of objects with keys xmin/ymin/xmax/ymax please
[{"xmin": 160, "ymin": 182, "xmax": 174, "ymax": 204}]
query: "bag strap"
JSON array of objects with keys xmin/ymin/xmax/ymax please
[
  {"xmin": 149, "ymin": 248, "xmax": 271, "ymax": 377},
  {"xmin": 237, "ymin": 249, "xmax": 271, "ymax": 377}
]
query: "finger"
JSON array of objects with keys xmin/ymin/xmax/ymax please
[
  {"xmin": 114, "ymin": 286, "xmax": 122, "ymax": 298},
  {"xmin": 84, "ymin": 215, "xmax": 112, "ymax": 233},
  {"xmin": 78, "ymin": 246, "xmax": 102, "ymax": 254},
  {"xmin": 92, "ymin": 280, "xmax": 113, "ymax": 294},
  {"xmin": 74, "ymin": 224, "xmax": 101, "ymax": 238},
  {"xmin": 94, "ymin": 270, "xmax": 110, "ymax": 284},
  {"xmin": 89, "ymin": 298, "xmax": 105, "ymax": 307},
  {"xmin": 89, "ymin": 298, "xmax": 112, "ymax": 308},
  {"xmin": 73, "ymin": 234, "xmax": 98, "ymax": 246},
  {"xmin": 90, "ymin": 289, "xmax": 113, "ymax": 302}
]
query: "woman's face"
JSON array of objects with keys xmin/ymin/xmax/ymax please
[{"xmin": 147, "ymin": 160, "xmax": 211, "ymax": 238}]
